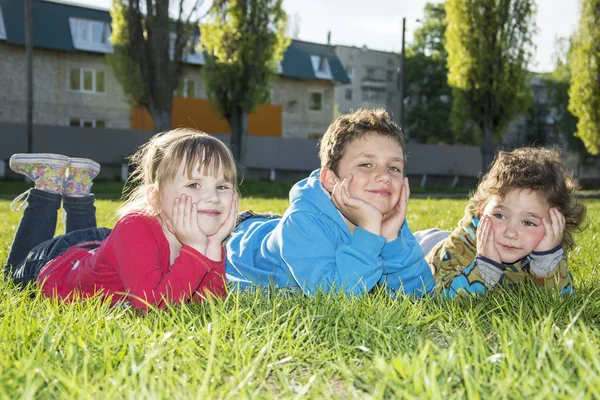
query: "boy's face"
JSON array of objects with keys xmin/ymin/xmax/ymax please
[
  {"xmin": 159, "ymin": 160, "xmax": 234, "ymax": 237},
  {"xmin": 480, "ymin": 189, "xmax": 550, "ymax": 263},
  {"xmin": 326, "ymin": 133, "xmax": 405, "ymax": 215}
]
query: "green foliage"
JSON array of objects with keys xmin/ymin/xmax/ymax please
[
  {"xmin": 405, "ymin": 3, "xmax": 459, "ymax": 145},
  {"xmin": 200, "ymin": 0, "xmax": 289, "ymax": 119},
  {"xmin": 568, "ymin": 0, "xmax": 600, "ymax": 155},
  {"xmin": 445, "ymin": 0, "xmax": 536, "ymax": 168},
  {"xmin": 107, "ymin": 0, "xmax": 148, "ymax": 107},
  {"xmin": 0, "ymin": 197, "xmax": 599, "ymax": 397},
  {"xmin": 107, "ymin": 0, "xmax": 197, "ymax": 130}
]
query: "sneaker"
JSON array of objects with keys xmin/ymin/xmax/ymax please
[
  {"xmin": 9, "ymin": 153, "xmax": 69, "ymax": 193},
  {"xmin": 64, "ymin": 157, "xmax": 101, "ymax": 195}
]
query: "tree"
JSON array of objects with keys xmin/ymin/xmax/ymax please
[
  {"xmin": 108, "ymin": 0, "xmax": 202, "ymax": 131},
  {"xmin": 200, "ymin": 0, "xmax": 289, "ymax": 164},
  {"xmin": 445, "ymin": 0, "xmax": 536, "ymax": 171},
  {"xmin": 568, "ymin": 0, "xmax": 600, "ymax": 155},
  {"xmin": 404, "ymin": 2, "xmax": 478, "ymax": 145}
]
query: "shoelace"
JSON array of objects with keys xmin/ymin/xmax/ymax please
[{"xmin": 10, "ymin": 189, "xmax": 31, "ymax": 211}]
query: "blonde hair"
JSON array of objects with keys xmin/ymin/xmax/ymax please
[{"xmin": 117, "ymin": 128, "xmax": 237, "ymax": 218}]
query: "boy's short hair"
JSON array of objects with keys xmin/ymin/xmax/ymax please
[
  {"xmin": 467, "ymin": 147, "xmax": 586, "ymax": 251},
  {"xmin": 318, "ymin": 109, "xmax": 405, "ymax": 174}
]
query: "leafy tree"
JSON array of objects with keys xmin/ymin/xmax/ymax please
[
  {"xmin": 200, "ymin": 0, "xmax": 289, "ymax": 163},
  {"xmin": 568, "ymin": 0, "xmax": 600, "ymax": 155},
  {"xmin": 404, "ymin": 3, "xmax": 455, "ymax": 145},
  {"xmin": 108, "ymin": 0, "xmax": 202, "ymax": 131},
  {"xmin": 445, "ymin": 0, "xmax": 536, "ymax": 171}
]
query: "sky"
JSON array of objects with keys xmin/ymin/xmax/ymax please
[{"xmin": 66, "ymin": 0, "xmax": 581, "ymax": 73}]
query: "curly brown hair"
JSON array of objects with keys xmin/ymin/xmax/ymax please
[
  {"xmin": 467, "ymin": 147, "xmax": 586, "ymax": 251},
  {"xmin": 318, "ymin": 109, "xmax": 405, "ymax": 174}
]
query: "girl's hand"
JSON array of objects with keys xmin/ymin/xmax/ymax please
[
  {"xmin": 477, "ymin": 215, "xmax": 501, "ymax": 264},
  {"xmin": 331, "ymin": 174, "xmax": 382, "ymax": 235},
  {"xmin": 164, "ymin": 194, "xmax": 208, "ymax": 255},
  {"xmin": 204, "ymin": 192, "xmax": 238, "ymax": 262},
  {"xmin": 534, "ymin": 208, "xmax": 566, "ymax": 252},
  {"xmin": 207, "ymin": 192, "xmax": 239, "ymax": 247},
  {"xmin": 381, "ymin": 177, "xmax": 410, "ymax": 242}
]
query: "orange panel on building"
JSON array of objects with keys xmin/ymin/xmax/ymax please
[{"xmin": 131, "ymin": 98, "xmax": 282, "ymax": 137}]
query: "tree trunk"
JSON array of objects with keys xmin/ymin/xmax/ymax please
[
  {"xmin": 25, "ymin": 0, "xmax": 33, "ymax": 153},
  {"xmin": 229, "ymin": 105, "xmax": 248, "ymax": 166},
  {"xmin": 481, "ymin": 120, "xmax": 496, "ymax": 174},
  {"xmin": 151, "ymin": 108, "xmax": 172, "ymax": 132}
]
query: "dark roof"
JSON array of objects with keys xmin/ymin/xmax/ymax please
[
  {"xmin": 1, "ymin": 0, "xmax": 350, "ymax": 84},
  {"xmin": 2, "ymin": 0, "xmax": 110, "ymax": 51},
  {"xmin": 283, "ymin": 40, "xmax": 350, "ymax": 84}
]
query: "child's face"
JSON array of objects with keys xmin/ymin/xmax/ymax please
[
  {"xmin": 333, "ymin": 133, "xmax": 405, "ymax": 215},
  {"xmin": 480, "ymin": 189, "xmax": 550, "ymax": 264},
  {"xmin": 159, "ymin": 160, "xmax": 235, "ymax": 237}
]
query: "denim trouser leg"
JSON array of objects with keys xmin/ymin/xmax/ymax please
[
  {"xmin": 4, "ymin": 189, "xmax": 61, "ymax": 278},
  {"xmin": 10, "ymin": 227, "xmax": 112, "ymax": 286},
  {"xmin": 63, "ymin": 194, "xmax": 97, "ymax": 232}
]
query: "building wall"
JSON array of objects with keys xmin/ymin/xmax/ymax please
[
  {"xmin": 0, "ymin": 42, "xmax": 336, "ymax": 139},
  {"xmin": 272, "ymin": 78, "xmax": 334, "ymax": 139},
  {"xmin": 334, "ymin": 45, "xmax": 400, "ymax": 124},
  {"xmin": 0, "ymin": 42, "xmax": 131, "ymax": 128}
]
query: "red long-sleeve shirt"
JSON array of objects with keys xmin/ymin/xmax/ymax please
[{"xmin": 38, "ymin": 213, "xmax": 226, "ymax": 310}]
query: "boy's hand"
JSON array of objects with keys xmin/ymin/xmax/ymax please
[
  {"xmin": 381, "ymin": 177, "xmax": 410, "ymax": 242},
  {"xmin": 164, "ymin": 194, "xmax": 208, "ymax": 255},
  {"xmin": 477, "ymin": 215, "xmax": 501, "ymax": 264},
  {"xmin": 534, "ymin": 208, "xmax": 565, "ymax": 252},
  {"xmin": 331, "ymin": 174, "xmax": 382, "ymax": 235}
]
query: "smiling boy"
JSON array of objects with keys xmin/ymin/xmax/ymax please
[{"xmin": 226, "ymin": 109, "xmax": 434, "ymax": 297}]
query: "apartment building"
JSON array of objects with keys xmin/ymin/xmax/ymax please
[
  {"xmin": 333, "ymin": 45, "xmax": 401, "ymax": 125},
  {"xmin": 0, "ymin": 0, "xmax": 350, "ymax": 139}
]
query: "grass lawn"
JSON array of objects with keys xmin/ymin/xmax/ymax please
[{"xmin": 0, "ymin": 183, "xmax": 599, "ymax": 398}]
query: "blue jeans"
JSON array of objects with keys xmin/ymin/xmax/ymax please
[{"xmin": 4, "ymin": 189, "xmax": 111, "ymax": 286}]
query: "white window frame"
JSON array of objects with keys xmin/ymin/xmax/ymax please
[
  {"xmin": 68, "ymin": 117, "xmax": 106, "ymax": 128},
  {"xmin": 69, "ymin": 17, "xmax": 113, "ymax": 53},
  {"xmin": 310, "ymin": 55, "xmax": 332, "ymax": 80},
  {"xmin": 67, "ymin": 66, "xmax": 106, "ymax": 94},
  {"xmin": 174, "ymin": 78, "xmax": 196, "ymax": 98},
  {"xmin": 308, "ymin": 89, "xmax": 324, "ymax": 112},
  {"xmin": 0, "ymin": 7, "xmax": 6, "ymax": 40},
  {"xmin": 345, "ymin": 65, "xmax": 355, "ymax": 81}
]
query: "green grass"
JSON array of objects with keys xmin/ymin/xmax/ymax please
[{"xmin": 0, "ymin": 189, "xmax": 599, "ymax": 398}]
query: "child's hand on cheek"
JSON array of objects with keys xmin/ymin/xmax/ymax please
[
  {"xmin": 205, "ymin": 192, "xmax": 239, "ymax": 261},
  {"xmin": 534, "ymin": 208, "xmax": 565, "ymax": 252},
  {"xmin": 164, "ymin": 194, "xmax": 208, "ymax": 255},
  {"xmin": 331, "ymin": 174, "xmax": 382, "ymax": 236},
  {"xmin": 477, "ymin": 215, "xmax": 501, "ymax": 264},
  {"xmin": 381, "ymin": 177, "xmax": 410, "ymax": 242}
]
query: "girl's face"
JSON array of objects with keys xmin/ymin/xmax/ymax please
[
  {"xmin": 480, "ymin": 189, "xmax": 550, "ymax": 264},
  {"xmin": 158, "ymin": 160, "xmax": 235, "ymax": 237}
]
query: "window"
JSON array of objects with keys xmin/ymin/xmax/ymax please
[
  {"xmin": 345, "ymin": 89, "xmax": 353, "ymax": 101},
  {"xmin": 69, "ymin": 18, "xmax": 112, "ymax": 53},
  {"xmin": 387, "ymin": 70, "xmax": 394, "ymax": 82},
  {"xmin": 366, "ymin": 68, "xmax": 375, "ymax": 80},
  {"xmin": 69, "ymin": 118, "xmax": 106, "ymax": 128},
  {"xmin": 175, "ymin": 79, "xmax": 196, "ymax": 98},
  {"xmin": 310, "ymin": 55, "xmax": 332, "ymax": 80},
  {"xmin": 362, "ymin": 88, "xmax": 385, "ymax": 101},
  {"xmin": 68, "ymin": 67, "xmax": 106, "ymax": 94},
  {"xmin": 0, "ymin": 7, "xmax": 6, "ymax": 40},
  {"xmin": 308, "ymin": 91, "xmax": 323, "ymax": 111},
  {"xmin": 186, "ymin": 35, "xmax": 205, "ymax": 65},
  {"xmin": 345, "ymin": 65, "xmax": 355, "ymax": 81}
]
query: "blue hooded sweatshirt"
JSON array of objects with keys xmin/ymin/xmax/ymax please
[{"xmin": 226, "ymin": 169, "xmax": 434, "ymax": 296}]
